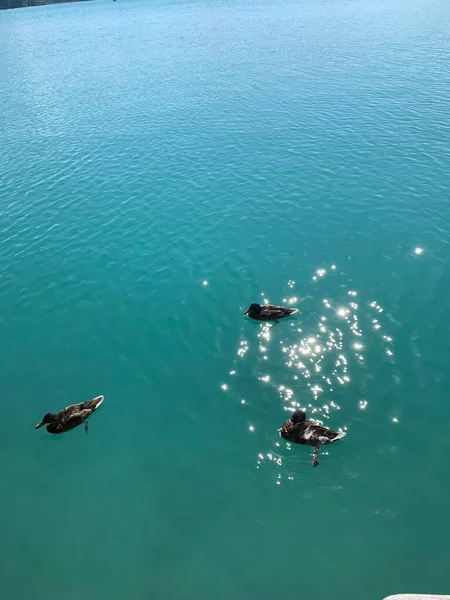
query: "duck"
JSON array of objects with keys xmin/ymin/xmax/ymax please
[
  {"xmin": 280, "ymin": 409, "xmax": 345, "ymax": 467},
  {"xmin": 35, "ymin": 395, "xmax": 104, "ymax": 434},
  {"xmin": 280, "ymin": 409, "xmax": 346, "ymax": 446},
  {"xmin": 244, "ymin": 303, "xmax": 299, "ymax": 324}
]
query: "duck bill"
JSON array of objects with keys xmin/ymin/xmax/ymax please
[
  {"xmin": 35, "ymin": 421, "xmax": 45, "ymax": 429},
  {"xmin": 243, "ymin": 310, "xmax": 249, "ymax": 315}
]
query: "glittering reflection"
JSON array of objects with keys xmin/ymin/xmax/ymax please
[
  {"xmin": 279, "ymin": 287, "xmax": 396, "ymax": 415},
  {"xmin": 237, "ymin": 340, "xmax": 249, "ymax": 358},
  {"xmin": 257, "ymin": 451, "xmax": 282, "ymax": 466},
  {"xmin": 225, "ymin": 269, "xmax": 397, "ymax": 484},
  {"xmin": 258, "ymin": 323, "xmax": 272, "ymax": 343}
]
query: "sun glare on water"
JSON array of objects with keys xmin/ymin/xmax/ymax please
[{"xmin": 223, "ymin": 264, "xmax": 396, "ymax": 484}]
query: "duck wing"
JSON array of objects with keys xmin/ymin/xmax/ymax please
[
  {"xmin": 61, "ymin": 410, "xmax": 91, "ymax": 431},
  {"xmin": 281, "ymin": 420, "xmax": 345, "ymax": 445},
  {"xmin": 58, "ymin": 396, "xmax": 104, "ymax": 424},
  {"xmin": 75, "ymin": 395, "xmax": 104, "ymax": 413},
  {"xmin": 260, "ymin": 304, "xmax": 299, "ymax": 319},
  {"xmin": 303, "ymin": 422, "xmax": 346, "ymax": 445}
]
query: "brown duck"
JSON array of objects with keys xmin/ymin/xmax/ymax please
[
  {"xmin": 35, "ymin": 395, "xmax": 104, "ymax": 434},
  {"xmin": 244, "ymin": 303, "xmax": 299, "ymax": 324},
  {"xmin": 280, "ymin": 409, "xmax": 346, "ymax": 467}
]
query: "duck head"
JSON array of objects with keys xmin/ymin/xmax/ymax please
[
  {"xmin": 290, "ymin": 409, "xmax": 306, "ymax": 424},
  {"xmin": 244, "ymin": 303, "xmax": 261, "ymax": 316},
  {"xmin": 35, "ymin": 412, "xmax": 57, "ymax": 429}
]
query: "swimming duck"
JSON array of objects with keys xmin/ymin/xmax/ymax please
[
  {"xmin": 35, "ymin": 395, "xmax": 104, "ymax": 434},
  {"xmin": 280, "ymin": 409, "xmax": 345, "ymax": 467},
  {"xmin": 280, "ymin": 409, "xmax": 346, "ymax": 446},
  {"xmin": 244, "ymin": 303, "xmax": 299, "ymax": 324}
]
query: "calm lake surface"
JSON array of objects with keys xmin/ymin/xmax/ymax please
[{"xmin": 1, "ymin": 0, "xmax": 450, "ymax": 598}]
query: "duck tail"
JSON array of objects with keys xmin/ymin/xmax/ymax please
[
  {"xmin": 332, "ymin": 431, "xmax": 346, "ymax": 442},
  {"xmin": 94, "ymin": 395, "xmax": 104, "ymax": 408},
  {"xmin": 89, "ymin": 395, "xmax": 104, "ymax": 410},
  {"xmin": 289, "ymin": 308, "xmax": 300, "ymax": 315}
]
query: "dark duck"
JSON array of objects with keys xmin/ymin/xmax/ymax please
[
  {"xmin": 244, "ymin": 303, "xmax": 299, "ymax": 324},
  {"xmin": 280, "ymin": 409, "xmax": 346, "ymax": 467},
  {"xmin": 35, "ymin": 395, "xmax": 104, "ymax": 434}
]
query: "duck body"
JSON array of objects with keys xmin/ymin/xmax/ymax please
[
  {"xmin": 35, "ymin": 395, "xmax": 104, "ymax": 434},
  {"xmin": 244, "ymin": 303, "xmax": 299, "ymax": 322},
  {"xmin": 280, "ymin": 409, "xmax": 345, "ymax": 446}
]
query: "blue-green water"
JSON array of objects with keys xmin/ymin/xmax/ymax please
[{"xmin": 1, "ymin": 0, "xmax": 450, "ymax": 598}]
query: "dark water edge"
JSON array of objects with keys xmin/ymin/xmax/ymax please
[{"xmin": 0, "ymin": 0, "xmax": 92, "ymax": 10}]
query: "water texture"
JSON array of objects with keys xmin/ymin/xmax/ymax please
[{"xmin": 1, "ymin": 0, "xmax": 450, "ymax": 599}]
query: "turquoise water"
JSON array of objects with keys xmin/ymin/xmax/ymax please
[{"xmin": 1, "ymin": 0, "xmax": 450, "ymax": 597}]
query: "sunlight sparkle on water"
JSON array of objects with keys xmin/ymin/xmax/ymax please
[
  {"xmin": 235, "ymin": 265, "xmax": 396, "ymax": 475},
  {"xmin": 310, "ymin": 384, "xmax": 322, "ymax": 398},
  {"xmin": 414, "ymin": 247, "xmax": 424, "ymax": 255},
  {"xmin": 237, "ymin": 340, "xmax": 249, "ymax": 358},
  {"xmin": 260, "ymin": 328, "xmax": 271, "ymax": 341}
]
